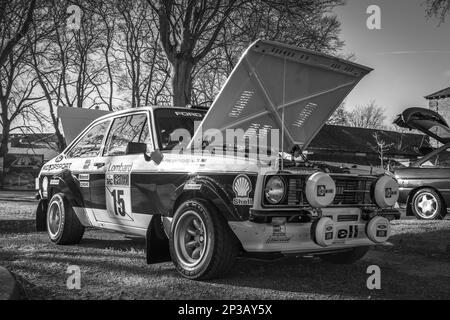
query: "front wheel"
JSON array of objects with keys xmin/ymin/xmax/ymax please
[
  {"xmin": 411, "ymin": 188, "xmax": 446, "ymax": 220},
  {"xmin": 169, "ymin": 199, "xmax": 239, "ymax": 280},
  {"xmin": 47, "ymin": 193, "xmax": 85, "ymax": 245},
  {"xmin": 319, "ymin": 246, "xmax": 370, "ymax": 264}
]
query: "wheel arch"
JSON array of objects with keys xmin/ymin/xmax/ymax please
[
  {"xmin": 48, "ymin": 170, "xmax": 84, "ymax": 208},
  {"xmin": 170, "ymin": 178, "xmax": 242, "ymax": 222}
]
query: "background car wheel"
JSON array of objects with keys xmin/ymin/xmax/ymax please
[
  {"xmin": 169, "ymin": 199, "xmax": 239, "ymax": 280},
  {"xmin": 319, "ymin": 246, "xmax": 370, "ymax": 264},
  {"xmin": 411, "ymin": 188, "xmax": 446, "ymax": 220},
  {"xmin": 47, "ymin": 193, "xmax": 85, "ymax": 245}
]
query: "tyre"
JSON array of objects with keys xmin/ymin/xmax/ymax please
[
  {"xmin": 319, "ymin": 246, "xmax": 369, "ymax": 264},
  {"xmin": 411, "ymin": 188, "xmax": 446, "ymax": 220},
  {"xmin": 47, "ymin": 193, "xmax": 85, "ymax": 245},
  {"xmin": 169, "ymin": 199, "xmax": 239, "ymax": 280}
]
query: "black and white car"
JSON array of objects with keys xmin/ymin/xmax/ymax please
[{"xmin": 35, "ymin": 40, "xmax": 399, "ymax": 280}]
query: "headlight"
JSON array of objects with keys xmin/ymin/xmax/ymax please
[{"xmin": 264, "ymin": 176, "xmax": 286, "ymax": 204}]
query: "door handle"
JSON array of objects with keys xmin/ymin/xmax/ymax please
[{"xmin": 94, "ymin": 162, "xmax": 105, "ymax": 169}]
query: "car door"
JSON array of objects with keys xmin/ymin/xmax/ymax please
[
  {"xmin": 95, "ymin": 112, "xmax": 152, "ymax": 229},
  {"xmin": 63, "ymin": 119, "xmax": 111, "ymax": 224}
]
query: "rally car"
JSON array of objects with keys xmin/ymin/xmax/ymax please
[{"xmin": 35, "ymin": 40, "xmax": 399, "ymax": 280}]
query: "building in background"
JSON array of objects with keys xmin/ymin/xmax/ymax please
[
  {"xmin": 426, "ymin": 86, "xmax": 450, "ymax": 116},
  {"xmin": 426, "ymin": 86, "xmax": 450, "ymax": 148},
  {"xmin": 0, "ymin": 134, "xmax": 59, "ymax": 190}
]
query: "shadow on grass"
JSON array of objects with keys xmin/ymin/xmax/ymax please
[
  {"xmin": 78, "ymin": 236, "xmax": 145, "ymax": 252},
  {"xmin": 386, "ymin": 228, "xmax": 450, "ymax": 258},
  {"xmin": 208, "ymin": 253, "xmax": 450, "ymax": 299}
]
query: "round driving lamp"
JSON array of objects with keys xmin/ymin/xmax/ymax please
[
  {"xmin": 264, "ymin": 176, "xmax": 286, "ymax": 204},
  {"xmin": 372, "ymin": 176, "xmax": 399, "ymax": 208},
  {"xmin": 305, "ymin": 172, "xmax": 336, "ymax": 208}
]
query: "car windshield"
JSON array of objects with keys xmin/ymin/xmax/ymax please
[{"xmin": 153, "ymin": 109, "xmax": 206, "ymax": 151}]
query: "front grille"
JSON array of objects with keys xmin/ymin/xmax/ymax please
[
  {"xmin": 263, "ymin": 174, "xmax": 375, "ymax": 207},
  {"xmin": 333, "ymin": 177, "xmax": 373, "ymax": 205}
]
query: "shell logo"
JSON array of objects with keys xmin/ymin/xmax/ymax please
[
  {"xmin": 232, "ymin": 175, "xmax": 253, "ymax": 206},
  {"xmin": 233, "ymin": 175, "xmax": 252, "ymax": 198}
]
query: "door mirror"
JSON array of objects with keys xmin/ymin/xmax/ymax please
[
  {"xmin": 126, "ymin": 142, "xmax": 147, "ymax": 155},
  {"xmin": 149, "ymin": 149, "xmax": 163, "ymax": 165}
]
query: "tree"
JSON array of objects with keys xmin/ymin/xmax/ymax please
[
  {"xmin": 190, "ymin": 0, "xmax": 345, "ymax": 106},
  {"xmin": 0, "ymin": 0, "xmax": 36, "ymax": 68},
  {"xmin": 147, "ymin": 0, "xmax": 345, "ymax": 107},
  {"xmin": 0, "ymin": 0, "xmax": 46, "ymax": 174},
  {"xmin": 327, "ymin": 103, "xmax": 349, "ymax": 126},
  {"xmin": 346, "ymin": 100, "xmax": 386, "ymax": 129},
  {"xmin": 371, "ymin": 132, "xmax": 394, "ymax": 169},
  {"xmin": 114, "ymin": 0, "xmax": 171, "ymax": 108},
  {"xmin": 426, "ymin": 0, "xmax": 450, "ymax": 22}
]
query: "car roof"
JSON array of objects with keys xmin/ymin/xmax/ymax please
[{"xmin": 93, "ymin": 106, "xmax": 207, "ymax": 123}]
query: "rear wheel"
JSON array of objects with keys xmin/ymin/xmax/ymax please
[
  {"xmin": 169, "ymin": 199, "xmax": 239, "ymax": 280},
  {"xmin": 411, "ymin": 188, "xmax": 445, "ymax": 220},
  {"xmin": 47, "ymin": 193, "xmax": 85, "ymax": 245},
  {"xmin": 319, "ymin": 246, "xmax": 369, "ymax": 264}
]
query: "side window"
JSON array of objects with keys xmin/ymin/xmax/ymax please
[
  {"xmin": 138, "ymin": 117, "xmax": 153, "ymax": 152},
  {"xmin": 66, "ymin": 121, "xmax": 110, "ymax": 158},
  {"xmin": 104, "ymin": 113, "xmax": 150, "ymax": 156}
]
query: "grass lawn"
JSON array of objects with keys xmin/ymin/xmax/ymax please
[
  {"xmin": 0, "ymin": 201, "xmax": 36, "ymax": 220},
  {"xmin": 0, "ymin": 202, "xmax": 449, "ymax": 300}
]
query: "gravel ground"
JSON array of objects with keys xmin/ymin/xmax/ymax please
[{"xmin": 1, "ymin": 202, "xmax": 449, "ymax": 300}]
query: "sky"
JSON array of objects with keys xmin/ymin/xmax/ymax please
[{"xmin": 333, "ymin": 0, "xmax": 450, "ymax": 126}]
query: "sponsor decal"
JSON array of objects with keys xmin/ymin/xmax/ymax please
[
  {"xmin": 42, "ymin": 163, "xmax": 72, "ymax": 171},
  {"xmin": 317, "ymin": 185, "xmax": 334, "ymax": 197},
  {"xmin": 232, "ymin": 174, "xmax": 253, "ymax": 206},
  {"xmin": 55, "ymin": 155, "xmax": 64, "ymax": 163},
  {"xmin": 106, "ymin": 174, "xmax": 130, "ymax": 187},
  {"xmin": 184, "ymin": 183, "xmax": 202, "ymax": 190},
  {"xmin": 78, "ymin": 174, "xmax": 90, "ymax": 181},
  {"xmin": 107, "ymin": 163, "xmax": 133, "ymax": 173},
  {"xmin": 337, "ymin": 229, "xmax": 348, "ymax": 239},
  {"xmin": 376, "ymin": 224, "xmax": 388, "ymax": 237},
  {"xmin": 336, "ymin": 225, "xmax": 359, "ymax": 240},
  {"xmin": 50, "ymin": 179, "xmax": 59, "ymax": 186},
  {"xmin": 80, "ymin": 181, "xmax": 90, "ymax": 188},
  {"xmin": 83, "ymin": 159, "xmax": 91, "ymax": 170},
  {"xmin": 266, "ymin": 224, "xmax": 292, "ymax": 243},
  {"xmin": 385, "ymin": 188, "xmax": 397, "ymax": 199},
  {"xmin": 174, "ymin": 111, "xmax": 203, "ymax": 118},
  {"xmin": 325, "ymin": 225, "xmax": 334, "ymax": 240}
]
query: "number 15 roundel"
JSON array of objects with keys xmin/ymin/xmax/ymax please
[{"xmin": 106, "ymin": 173, "xmax": 133, "ymax": 221}]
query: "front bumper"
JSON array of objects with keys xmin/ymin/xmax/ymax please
[{"xmin": 229, "ymin": 208, "xmax": 390, "ymax": 254}]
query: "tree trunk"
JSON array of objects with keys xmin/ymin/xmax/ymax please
[
  {"xmin": 171, "ymin": 58, "xmax": 194, "ymax": 107},
  {"xmin": 0, "ymin": 116, "xmax": 10, "ymax": 189},
  {"xmin": 55, "ymin": 128, "xmax": 66, "ymax": 152}
]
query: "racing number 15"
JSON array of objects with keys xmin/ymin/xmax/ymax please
[{"xmin": 112, "ymin": 189, "xmax": 126, "ymax": 216}]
